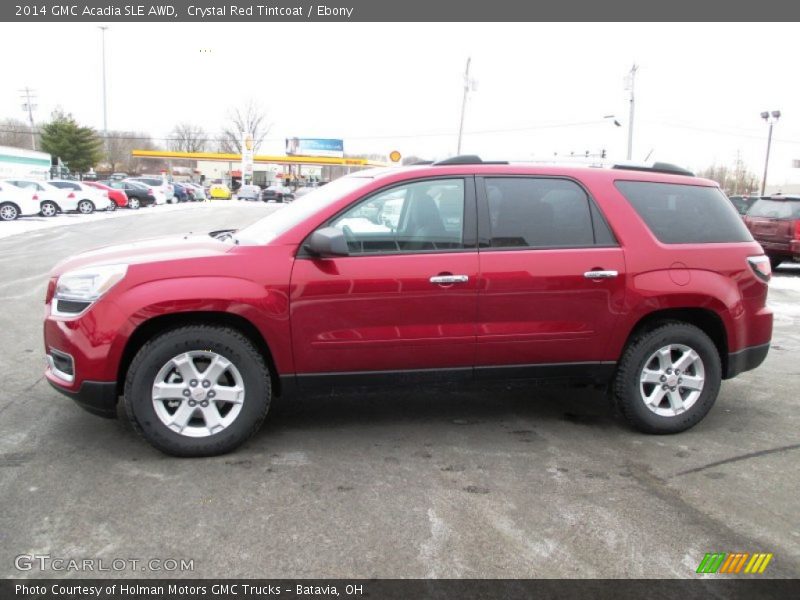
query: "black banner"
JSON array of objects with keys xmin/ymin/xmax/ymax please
[
  {"xmin": 3, "ymin": 579, "xmax": 799, "ymax": 600},
  {"xmin": 2, "ymin": 0, "xmax": 800, "ymax": 22}
]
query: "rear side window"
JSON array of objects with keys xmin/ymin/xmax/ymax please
[
  {"xmin": 748, "ymin": 198, "xmax": 800, "ymax": 219},
  {"xmin": 484, "ymin": 177, "xmax": 614, "ymax": 248},
  {"xmin": 615, "ymin": 181, "xmax": 752, "ymax": 243}
]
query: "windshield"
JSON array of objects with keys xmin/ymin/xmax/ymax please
[
  {"xmin": 748, "ymin": 198, "xmax": 800, "ymax": 219},
  {"xmin": 234, "ymin": 175, "xmax": 373, "ymax": 245}
]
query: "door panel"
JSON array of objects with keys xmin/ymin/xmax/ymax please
[
  {"xmin": 290, "ymin": 253, "xmax": 478, "ymax": 373},
  {"xmin": 477, "ymin": 247, "xmax": 626, "ymax": 366}
]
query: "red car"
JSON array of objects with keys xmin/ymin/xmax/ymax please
[
  {"xmin": 44, "ymin": 158, "xmax": 773, "ymax": 456},
  {"xmin": 743, "ymin": 195, "xmax": 800, "ymax": 269},
  {"xmin": 85, "ymin": 181, "xmax": 128, "ymax": 209}
]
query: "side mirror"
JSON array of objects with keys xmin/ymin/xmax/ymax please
[{"xmin": 304, "ymin": 226, "xmax": 349, "ymax": 257}]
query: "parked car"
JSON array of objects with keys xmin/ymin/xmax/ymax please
[
  {"xmin": 0, "ymin": 181, "xmax": 41, "ymax": 221},
  {"xmin": 260, "ymin": 184, "xmax": 294, "ymax": 203},
  {"xmin": 172, "ymin": 182, "xmax": 190, "ymax": 203},
  {"xmin": 85, "ymin": 181, "xmax": 128, "ymax": 209},
  {"xmin": 209, "ymin": 183, "xmax": 232, "ymax": 199},
  {"xmin": 48, "ymin": 180, "xmax": 113, "ymax": 213},
  {"xmin": 126, "ymin": 178, "xmax": 172, "ymax": 204},
  {"xmin": 236, "ymin": 184, "xmax": 261, "ymax": 201},
  {"xmin": 743, "ymin": 195, "xmax": 800, "ymax": 269},
  {"xmin": 728, "ymin": 195, "xmax": 758, "ymax": 216},
  {"xmin": 1, "ymin": 179, "xmax": 75, "ymax": 217},
  {"xmin": 43, "ymin": 157, "xmax": 773, "ymax": 456},
  {"xmin": 183, "ymin": 183, "xmax": 207, "ymax": 202},
  {"xmin": 105, "ymin": 180, "xmax": 156, "ymax": 209}
]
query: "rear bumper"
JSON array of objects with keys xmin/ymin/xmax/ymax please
[
  {"xmin": 725, "ymin": 342, "xmax": 770, "ymax": 379},
  {"xmin": 47, "ymin": 378, "xmax": 118, "ymax": 418}
]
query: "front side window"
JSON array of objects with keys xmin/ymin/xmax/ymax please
[
  {"xmin": 616, "ymin": 181, "xmax": 752, "ymax": 243},
  {"xmin": 330, "ymin": 178, "xmax": 466, "ymax": 254},
  {"xmin": 484, "ymin": 178, "xmax": 605, "ymax": 248}
]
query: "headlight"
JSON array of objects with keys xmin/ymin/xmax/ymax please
[{"xmin": 54, "ymin": 264, "xmax": 128, "ymax": 303}]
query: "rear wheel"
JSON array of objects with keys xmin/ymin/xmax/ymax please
[
  {"xmin": 128, "ymin": 197, "xmax": 141, "ymax": 210},
  {"xmin": 0, "ymin": 203, "xmax": 19, "ymax": 221},
  {"xmin": 124, "ymin": 325, "xmax": 272, "ymax": 457},
  {"xmin": 40, "ymin": 201, "xmax": 58, "ymax": 217},
  {"xmin": 107, "ymin": 201, "xmax": 117, "ymax": 212},
  {"xmin": 613, "ymin": 322, "xmax": 721, "ymax": 434},
  {"xmin": 77, "ymin": 199, "xmax": 95, "ymax": 214}
]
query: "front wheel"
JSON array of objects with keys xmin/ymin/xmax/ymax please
[
  {"xmin": 107, "ymin": 201, "xmax": 117, "ymax": 212},
  {"xmin": 613, "ymin": 323, "xmax": 721, "ymax": 434},
  {"xmin": 128, "ymin": 197, "xmax": 141, "ymax": 210},
  {"xmin": 40, "ymin": 201, "xmax": 58, "ymax": 217},
  {"xmin": 0, "ymin": 203, "xmax": 19, "ymax": 221},
  {"xmin": 124, "ymin": 326, "xmax": 272, "ymax": 457},
  {"xmin": 77, "ymin": 199, "xmax": 95, "ymax": 214}
]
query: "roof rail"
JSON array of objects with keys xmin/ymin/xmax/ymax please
[
  {"xmin": 432, "ymin": 155, "xmax": 509, "ymax": 166},
  {"xmin": 612, "ymin": 162, "xmax": 695, "ymax": 177},
  {"xmin": 409, "ymin": 160, "xmax": 434, "ymax": 165}
]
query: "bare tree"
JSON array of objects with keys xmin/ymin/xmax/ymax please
[
  {"xmin": 698, "ymin": 155, "xmax": 760, "ymax": 196},
  {"xmin": 169, "ymin": 122, "xmax": 207, "ymax": 153},
  {"xmin": 0, "ymin": 118, "xmax": 37, "ymax": 149},
  {"xmin": 105, "ymin": 131, "xmax": 159, "ymax": 173},
  {"xmin": 218, "ymin": 100, "xmax": 271, "ymax": 154}
]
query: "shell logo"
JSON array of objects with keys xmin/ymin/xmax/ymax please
[{"xmin": 389, "ymin": 150, "xmax": 402, "ymax": 163}]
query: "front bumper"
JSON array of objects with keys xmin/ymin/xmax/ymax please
[
  {"xmin": 47, "ymin": 377, "xmax": 118, "ymax": 418},
  {"xmin": 725, "ymin": 342, "xmax": 770, "ymax": 379}
]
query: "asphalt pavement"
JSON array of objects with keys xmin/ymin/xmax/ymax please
[{"xmin": 0, "ymin": 202, "xmax": 798, "ymax": 579}]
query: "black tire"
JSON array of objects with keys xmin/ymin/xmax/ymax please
[
  {"xmin": 123, "ymin": 325, "xmax": 271, "ymax": 457},
  {"xmin": 78, "ymin": 199, "xmax": 95, "ymax": 214},
  {"xmin": 107, "ymin": 201, "xmax": 117, "ymax": 211},
  {"xmin": 128, "ymin": 197, "xmax": 141, "ymax": 210},
  {"xmin": 40, "ymin": 201, "xmax": 59, "ymax": 217},
  {"xmin": 0, "ymin": 202, "xmax": 19, "ymax": 221},
  {"xmin": 769, "ymin": 256, "xmax": 783, "ymax": 270},
  {"xmin": 613, "ymin": 322, "xmax": 721, "ymax": 434}
]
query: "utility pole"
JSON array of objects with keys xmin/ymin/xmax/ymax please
[
  {"xmin": 625, "ymin": 64, "xmax": 638, "ymax": 161},
  {"xmin": 19, "ymin": 87, "xmax": 37, "ymax": 151},
  {"xmin": 456, "ymin": 57, "xmax": 472, "ymax": 155},
  {"xmin": 99, "ymin": 26, "xmax": 109, "ymax": 149}
]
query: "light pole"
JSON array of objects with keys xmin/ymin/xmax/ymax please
[
  {"xmin": 98, "ymin": 26, "xmax": 109, "ymax": 147},
  {"xmin": 624, "ymin": 64, "xmax": 638, "ymax": 160},
  {"xmin": 760, "ymin": 110, "xmax": 780, "ymax": 196},
  {"xmin": 456, "ymin": 57, "xmax": 477, "ymax": 155}
]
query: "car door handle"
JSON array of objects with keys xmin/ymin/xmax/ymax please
[
  {"xmin": 584, "ymin": 270, "xmax": 619, "ymax": 279},
  {"xmin": 430, "ymin": 274, "xmax": 469, "ymax": 285}
]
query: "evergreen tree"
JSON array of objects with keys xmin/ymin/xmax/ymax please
[{"xmin": 39, "ymin": 110, "xmax": 103, "ymax": 175}]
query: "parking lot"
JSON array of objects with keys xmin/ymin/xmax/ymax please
[{"xmin": 0, "ymin": 202, "xmax": 798, "ymax": 579}]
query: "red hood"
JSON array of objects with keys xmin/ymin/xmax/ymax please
[{"xmin": 50, "ymin": 235, "xmax": 234, "ymax": 277}]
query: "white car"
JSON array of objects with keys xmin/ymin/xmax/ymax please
[
  {"xmin": 48, "ymin": 180, "xmax": 113, "ymax": 213},
  {"xmin": 125, "ymin": 177, "xmax": 172, "ymax": 204},
  {"xmin": 0, "ymin": 181, "xmax": 41, "ymax": 221},
  {"xmin": 3, "ymin": 178, "xmax": 76, "ymax": 217}
]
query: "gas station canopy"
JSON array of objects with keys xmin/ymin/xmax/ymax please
[{"xmin": 131, "ymin": 150, "xmax": 387, "ymax": 167}]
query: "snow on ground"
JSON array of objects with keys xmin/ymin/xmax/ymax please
[{"xmin": 0, "ymin": 200, "xmax": 254, "ymax": 241}]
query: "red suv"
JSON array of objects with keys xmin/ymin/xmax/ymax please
[
  {"xmin": 43, "ymin": 158, "xmax": 773, "ymax": 456},
  {"xmin": 743, "ymin": 195, "xmax": 800, "ymax": 269}
]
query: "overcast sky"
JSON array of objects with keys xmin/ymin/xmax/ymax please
[{"xmin": 1, "ymin": 22, "xmax": 798, "ymax": 184}]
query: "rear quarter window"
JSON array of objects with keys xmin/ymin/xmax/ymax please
[{"xmin": 615, "ymin": 181, "xmax": 752, "ymax": 243}]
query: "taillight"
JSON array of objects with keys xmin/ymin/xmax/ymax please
[
  {"xmin": 747, "ymin": 255, "xmax": 771, "ymax": 282},
  {"xmin": 32, "ymin": 193, "xmax": 39, "ymax": 201},
  {"xmin": 67, "ymin": 192, "xmax": 75, "ymax": 199},
  {"xmin": 793, "ymin": 219, "xmax": 800, "ymax": 241},
  {"xmin": 147, "ymin": 188, "xmax": 153, "ymax": 195}
]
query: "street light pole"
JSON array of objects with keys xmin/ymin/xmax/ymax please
[
  {"xmin": 625, "ymin": 64, "xmax": 638, "ymax": 161},
  {"xmin": 456, "ymin": 57, "xmax": 471, "ymax": 155},
  {"xmin": 760, "ymin": 110, "xmax": 781, "ymax": 196},
  {"xmin": 99, "ymin": 26, "xmax": 109, "ymax": 146}
]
